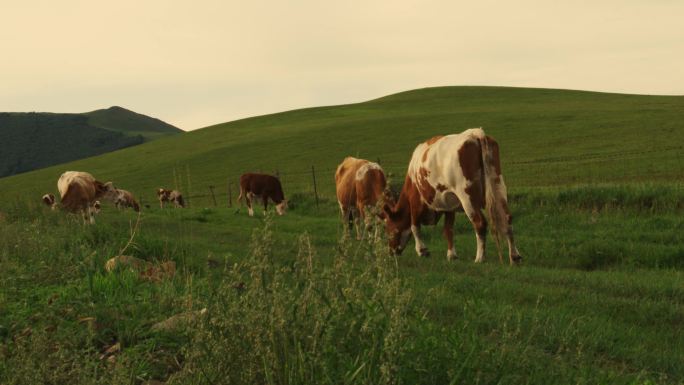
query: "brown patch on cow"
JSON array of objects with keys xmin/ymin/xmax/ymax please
[
  {"xmin": 422, "ymin": 147, "xmax": 430, "ymax": 162},
  {"xmin": 425, "ymin": 135, "xmax": 444, "ymax": 145},
  {"xmin": 416, "ymin": 167, "xmax": 436, "ymax": 204},
  {"xmin": 458, "ymin": 140, "xmax": 481, "ymax": 181},
  {"xmin": 485, "ymin": 135, "xmax": 502, "ymax": 175},
  {"xmin": 436, "ymin": 184, "xmax": 448, "ymax": 192},
  {"xmin": 459, "ymin": 140, "xmax": 485, "ymax": 208}
]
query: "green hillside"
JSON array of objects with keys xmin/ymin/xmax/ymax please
[
  {"xmin": 0, "ymin": 107, "xmax": 182, "ymax": 178},
  {"xmin": 0, "ymin": 86, "xmax": 682, "ymax": 203}
]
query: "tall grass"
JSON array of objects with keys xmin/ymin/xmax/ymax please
[{"xmin": 171, "ymin": 218, "xmax": 414, "ymax": 384}]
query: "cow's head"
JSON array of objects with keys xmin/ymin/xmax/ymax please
[
  {"xmin": 42, "ymin": 193, "xmax": 55, "ymax": 207},
  {"xmin": 382, "ymin": 203, "xmax": 410, "ymax": 255},
  {"xmin": 91, "ymin": 200, "xmax": 102, "ymax": 214},
  {"xmin": 276, "ymin": 199, "xmax": 288, "ymax": 216},
  {"xmin": 98, "ymin": 182, "xmax": 117, "ymax": 200}
]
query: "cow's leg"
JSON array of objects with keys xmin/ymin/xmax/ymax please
[
  {"xmin": 245, "ymin": 193, "xmax": 254, "ymax": 216},
  {"xmin": 339, "ymin": 202, "xmax": 353, "ymax": 238},
  {"xmin": 84, "ymin": 206, "xmax": 95, "ymax": 225},
  {"xmin": 355, "ymin": 206, "xmax": 365, "ymax": 240},
  {"xmin": 443, "ymin": 211, "xmax": 457, "ymax": 260},
  {"xmin": 262, "ymin": 196, "xmax": 269, "ymax": 215},
  {"xmin": 502, "ymin": 205, "xmax": 522, "ymax": 264},
  {"xmin": 362, "ymin": 205, "xmax": 375, "ymax": 240},
  {"xmin": 454, "ymin": 187, "xmax": 487, "ymax": 263},
  {"xmin": 409, "ymin": 205, "xmax": 429, "ymax": 257}
]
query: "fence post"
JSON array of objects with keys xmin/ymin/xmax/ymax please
[
  {"xmin": 311, "ymin": 165, "xmax": 319, "ymax": 208},
  {"xmin": 209, "ymin": 185, "xmax": 217, "ymax": 207},
  {"xmin": 227, "ymin": 179, "xmax": 233, "ymax": 208}
]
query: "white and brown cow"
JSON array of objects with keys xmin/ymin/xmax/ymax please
[
  {"xmin": 383, "ymin": 128, "xmax": 522, "ymax": 264},
  {"xmin": 237, "ymin": 173, "xmax": 287, "ymax": 216},
  {"xmin": 57, "ymin": 171, "xmax": 116, "ymax": 224},
  {"xmin": 157, "ymin": 188, "xmax": 185, "ymax": 208},
  {"xmin": 110, "ymin": 189, "xmax": 140, "ymax": 212},
  {"xmin": 335, "ymin": 157, "xmax": 390, "ymax": 239}
]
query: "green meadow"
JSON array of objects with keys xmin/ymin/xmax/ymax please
[{"xmin": 1, "ymin": 87, "xmax": 683, "ymax": 384}]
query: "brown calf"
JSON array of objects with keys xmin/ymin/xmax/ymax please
[{"xmin": 237, "ymin": 173, "xmax": 287, "ymax": 216}]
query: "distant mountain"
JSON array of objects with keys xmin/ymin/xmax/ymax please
[
  {"xmin": 85, "ymin": 106, "xmax": 182, "ymax": 139},
  {"xmin": 0, "ymin": 107, "xmax": 182, "ymax": 177}
]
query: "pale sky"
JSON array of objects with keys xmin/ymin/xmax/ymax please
[{"xmin": 1, "ymin": 0, "xmax": 683, "ymax": 131}]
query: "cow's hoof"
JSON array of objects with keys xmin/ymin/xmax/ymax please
[
  {"xmin": 419, "ymin": 248, "xmax": 430, "ymax": 257},
  {"xmin": 511, "ymin": 255, "xmax": 523, "ymax": 264},
  {"xmin": 447, "ymin": 252, "xmax": 457, "ymax": 261}
]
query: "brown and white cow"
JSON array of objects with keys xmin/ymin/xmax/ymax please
[
  {"xmin": 157, "ymin": 188, "xmax": 185, "ymax": 208},
  {"xmin": 237, "ymin": 173, "xmax": 287, "ymax": 216},
  {"xmin": 57, "ymin": 171, "xmax": 116, "ymax": 224},
  {"xmin": 42, "ymin": 193, "xmax": 56, "ymax": 209},
  {"xmin": 110, "ymin": 189, "xmax": 140, "ymax": 212},
  {"xmin": 383, "ymin": 128, "xmax": 522, "ymax": 264},
  {"xmin": 335, "ymin": 157, "xmax": 390, "ymax": 239}
]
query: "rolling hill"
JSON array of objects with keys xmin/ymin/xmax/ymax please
[
  {"xmin": 0, "ymin": 106, "xmax": 182, "ymax": 178},
  {"xmin": 0, "ymin": 86, "xmax": 682, "ymax": 205}
]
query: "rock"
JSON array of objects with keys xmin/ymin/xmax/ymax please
[
  {"xmin": 151, "ymin": 308, "xmax": 207, "ymax": 332},
  {"xmin": 105, "ymin": 256, "xmax": 175, "ymax": 282},
  {"xmin": 105, "ymin": 255, "xmax": 151, "ymax": 272}
]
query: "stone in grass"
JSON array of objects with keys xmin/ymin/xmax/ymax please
[
  {"xmin": 151, "ymin": 308, "xmax": 208, "ymax": 332},
  {"xmin": 105, "ymin": 255, "xmax": 175, "ymax": 282},
  {"xmin": 105, "ymin": 255, "xmax": 151, "ymax": 272}
]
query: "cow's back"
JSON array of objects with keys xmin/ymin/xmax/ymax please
[
  {"xmin": 335, "ymin": 157, "xmax": 366, "ymax": 207},
  {"xmin": 354, "ymin": 161, "xmax": 386, "ymax": 207},
  {"xmin": 408, "ymin": 129, "xmax": 485, "ymax": 211},
  {"xmin": 58, "ymin": 171, "xmax": 100, "ymax": 212},
  {"xmin": 241, "ymin": 173, "xmax": 284, "ymax": 202}
]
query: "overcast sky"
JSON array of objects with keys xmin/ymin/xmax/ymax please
[{"xmin": 1, "ymin": 0, "xmax": 683, "ymax": 130}]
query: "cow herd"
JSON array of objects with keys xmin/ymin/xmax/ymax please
[{"xmin": 41, "ymin": 128, "xmax": 521, "ymax": 264}]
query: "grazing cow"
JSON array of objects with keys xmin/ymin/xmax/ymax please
[
  {"xmin": 383, "ymin": 128, "xmax": 522, "ymax": 264},
  {"xmin": 157, "ymin": 188, "xmax": 185, "ymax": 208},
  {"xmin": 335, "ymin": 157, "xmax": 390, "ymax": 239},
  {"xmin": 57, "ymin": 171, "xmax": 116, "ymax": 224},
  {"xmin": 110, "ymin": 189, "xmax": 140, "ymax": 212},
  {"xmin": 237, "ymin": 173, "xmax": 287, "ymax": 216},
  {"xmin": 42, "ymin": 193, "xmax": 56, "ymax": 209}
]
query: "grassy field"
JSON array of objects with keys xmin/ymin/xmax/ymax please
[{"xmin": 1, "ymin": 86, "xmax": 683, "ymax": 384}]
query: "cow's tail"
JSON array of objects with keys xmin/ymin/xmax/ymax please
[
  {"xmin": 477, "ymin": 131, "xmax": 508, "ymax": 263},
  {"xmin": 237, "ymin": 186, "xmax": 244, "ymax": 205}
]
